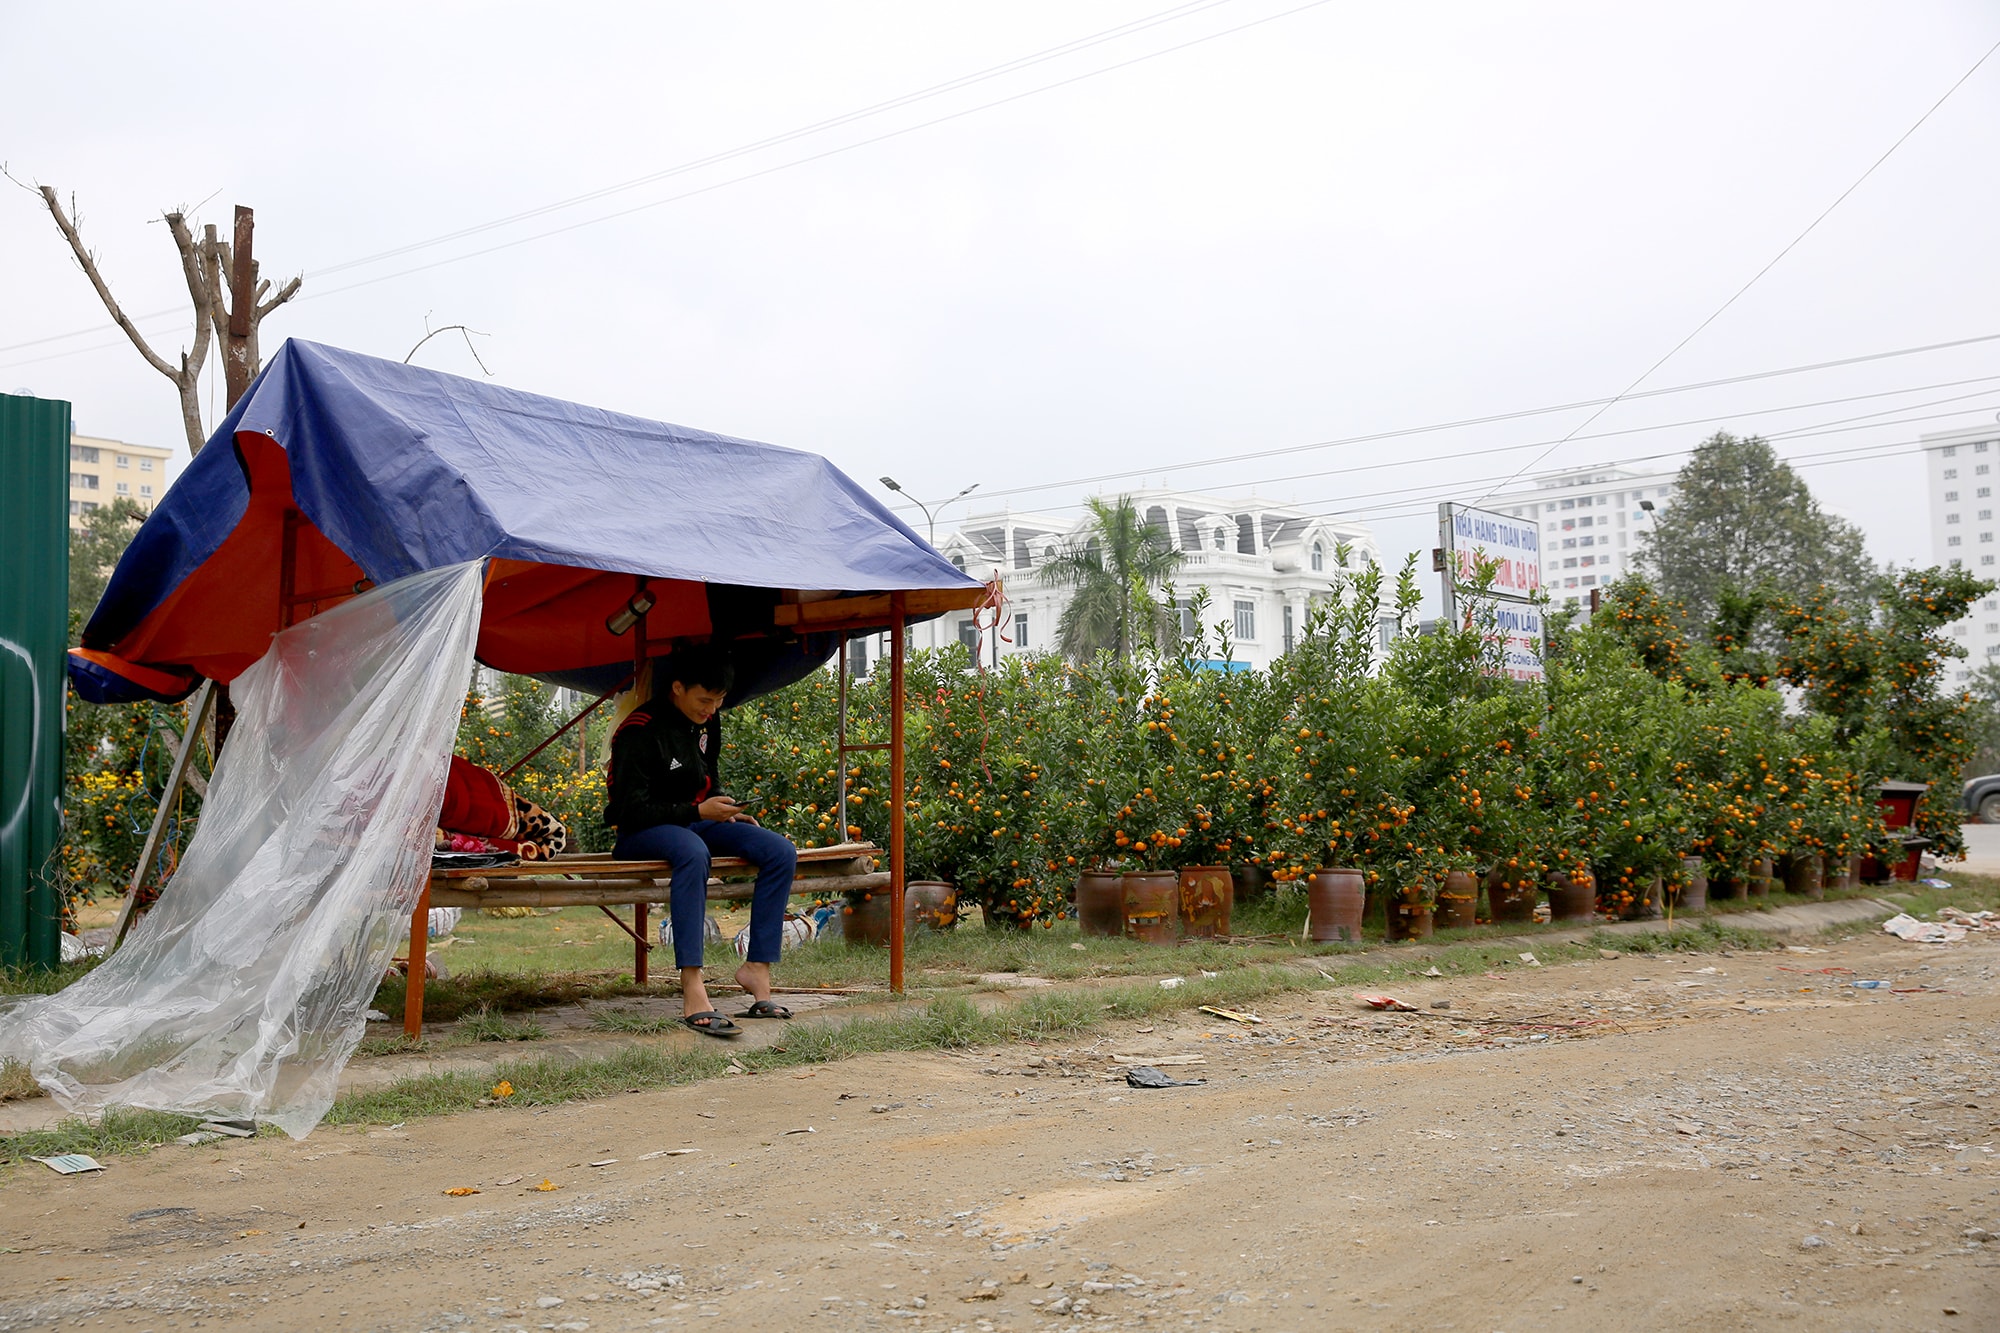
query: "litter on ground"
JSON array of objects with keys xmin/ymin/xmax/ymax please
[
  {"xmin": 1125, "ymin": 1066, "xmax": 1207, "ymax": 1089},
  {"xmin": 32, "ymin": 1154, "xmax": 105, "ymax": 1175},
  {"xmin": 1882, "ymin": 909, "xmax": 2000, "ymax": 945}
]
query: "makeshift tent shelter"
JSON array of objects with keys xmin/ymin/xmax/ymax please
[
  {"xmin": 51, "ymin": 340, "xmax": 987, "ymax": 1073},
  {"xmin": 74, "ymin": 338, "xmax": 986, "ymax": 706}
]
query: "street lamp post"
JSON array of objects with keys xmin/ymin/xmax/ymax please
[
  {"xmin": 880, "ymin": 477, "xmax": 979, "ymax": 657},
  {"xmin": 880, "ymin": 476, "xmax": 978, "ymax": 548}
]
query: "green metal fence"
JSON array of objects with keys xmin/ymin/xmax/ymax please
[{"xmin": 1, "ymin": 392, "xmax": 70, "ymax": 969}]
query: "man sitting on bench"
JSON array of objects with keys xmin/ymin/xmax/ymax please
[{"xmin": 605, "ymin": 646, "xmax": 797, "ymax": 1038}]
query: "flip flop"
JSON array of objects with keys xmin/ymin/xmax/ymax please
[
  {"xmin": 681, "ymin": 1010, "xmax": 741, "ymax": 1039},
  {"xmin": 735, "ymin": 999, "xmax": 793, "ymax": 1020}
]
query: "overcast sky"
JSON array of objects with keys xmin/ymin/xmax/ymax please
[{"xmin": 6, "ymin": 2, "xmax": 1999, "ymax": 611}]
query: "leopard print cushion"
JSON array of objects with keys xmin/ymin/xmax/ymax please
[{"xmin": 511, "ymin": 795, "xmax": 570, "ymax": 860}]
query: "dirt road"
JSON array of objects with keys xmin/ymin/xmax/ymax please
[{"xmin": 3, "ymin": 931, "xmax": 1996, "ymax": 1332}]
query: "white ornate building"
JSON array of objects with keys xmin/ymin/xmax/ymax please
[{"xmin": 882, "ymin": 488, "xmax": 1383, "ymax": 673}]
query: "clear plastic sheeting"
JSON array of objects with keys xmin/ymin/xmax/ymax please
[{"xmin": 0, "ymin": 561, "xmax": 484, "ymax": 1137}]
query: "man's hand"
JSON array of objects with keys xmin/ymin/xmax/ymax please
[{"xmin": 697, "ymin": 795, "xmax": 744, "ymax": 822}]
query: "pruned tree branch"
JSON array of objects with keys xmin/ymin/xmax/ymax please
[
  {"xmin": 162, "ymin": 211, "xmax": 216, "ymax": 452},
  {"xmin": 257, "ymin": 274, "xmax": 301, "ymax": 319},
  {"xmin": 37, "ymin": 185, "xmax": 180, "ymax": 381},
  {"xmin": 15, "ymin": 174, "xmax": 303, "ymax": 454}
]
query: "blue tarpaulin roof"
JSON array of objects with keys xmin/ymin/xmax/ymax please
[{"xmin": 77, "ymin": 340, "xmax": 983, "ymax": 703}]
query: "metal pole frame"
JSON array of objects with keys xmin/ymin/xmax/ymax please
[
  {"xmin": 889, "ymin": 596, "xmax": 907, "ymax": 994},
  {"xmin": 108, "ymin": 679, "xmax": 216, "ymax": 950}
]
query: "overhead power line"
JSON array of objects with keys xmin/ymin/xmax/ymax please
[
  {"xmin": 294, "ymin": 0, "xmax": 1341, "ymax": 306},
  {"xmin": 1290, "ymin": 407, "xmax": 1993, "ymax": 529},
  {"xmin": 0, "ymin": 0, "xmax": 1254, "ymax": 356},
  {"xmin": 1474, "ymin": 33, "xmax": 2000, "ymax": 501},
  {"xmin": 309, "ymin": 0, "xmax": 1250, "ymax": 279},
  {"xmin": 903, "ymin": 332, "xmax": 2000, "ymax": 510}
]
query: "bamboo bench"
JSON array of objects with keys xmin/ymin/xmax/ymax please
[{"xmin": 400, "ymin": 841, "xmax": 883, "ymax": 1037}]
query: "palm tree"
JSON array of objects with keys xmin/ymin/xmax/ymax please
[{"xmin": 1039, "ymin": 496, "xmax": 1184, "ymax": 662}]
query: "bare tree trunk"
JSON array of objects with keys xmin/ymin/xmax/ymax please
[{"xmin": 22, "ymin": 183, "xmax": 300, "ymax": 455}]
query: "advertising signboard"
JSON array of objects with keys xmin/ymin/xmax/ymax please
[{"xmin": 1438, "ymin": 502, "xmax": 1545, "ymax": 682}]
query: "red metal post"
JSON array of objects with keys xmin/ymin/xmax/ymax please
[
  {"xmin": 889, "ymin": 599, "xmax": 906, "ymax": 994},
  {"xmin": 634, "ymin": 903, "xmax": 649, "ymax": 984},
  {"xmin": 278, "ymin": 510, "xmax": 299, "ymax": 629},
  {"xmin": 404, "ymin": 883, "xmax": 430, "ymax": 1038}
]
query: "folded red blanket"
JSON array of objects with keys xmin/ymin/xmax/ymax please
[
  {"xmin": 438, "ymin": 756, "xmax": 571, "ymax": 858},
  {"xmin": 440, "ymin": 756, "xmax": 515, "ymax": 839}
]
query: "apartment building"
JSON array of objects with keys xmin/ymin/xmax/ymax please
[
  {"xmin": 1921, "ymin": 424, "xmax": 2000, "ymax": 688},
  {"xmin": 1478, "ymin": 464, "xmax": 1680, "ymax": 610},
  {"xmin": 67, "ymin": 430, "xmax": 174, "ymax": 527}
]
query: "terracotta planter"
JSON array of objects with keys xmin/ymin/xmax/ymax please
[
  {"xmin": 1076, "ymin": 869, "xmax": 1126, "ymax": 938},
  {"xmin": 1484, "ymin": 869, "xmax": 1539, "ymax": 924},
  {"xmin": 1672, "ymin": 856, "xmax": 1708, "ymax": 912},
  {"xmin": 1824, "ymin": 853, "xmax": 1858, "ymax": 893},
  {"xmin": 1178, "ymin": 865, "xmax": 1233, "ymax": 940},
  {"xmin": 1230, "ymin": 861, "xmax": 1272, "ymax": 904},
  {"xmin": 1307, "ymin": 868, "xmax": 1366, "ymax": 942},
  {"xmin": 843, "ymin": 890, "xmax": 894, "ymax": 947},
  {"xmin": 1434, "ymin": 869, "xmax": 1478, "ymax": 930},
  {"xmin": 1782, "ymin": 854, "xmax": 1824, "ymax": 900},
  {"xmin": 1547, "ymin": 869, "xmax": 1597, "ymax": 924},
  {"xmin": 906, "ymin": 881, "xmax": 958, "ymax": 932},
  {"xmin": 1746, "ymin": 856, "xmax": 1774, "ymax": 897},
  {"xmin": 1122, "ymin": 870, "xmax": 1180, "ymax": 945},
  {"xmin": 1387, "ymin": 890, "xmax": 1434, "ymax": 942}
]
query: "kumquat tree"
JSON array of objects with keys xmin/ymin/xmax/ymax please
[{"xmin": 56, "ymin": 554, "xmax": 1996, "ymax": 936}]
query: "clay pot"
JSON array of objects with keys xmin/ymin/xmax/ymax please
[
  {"xmin": 1434, "ymin": 869, "xmax": 1478, "ymax": 931},
  {"xmin": 1178, "ymin": 865, "xmax": 1233, "ymax": 940},
  {"xmin": 1076, "ymin": 869, "xmax": 1126, "ymax": 938},
  {"xmin": 1638, "ymin": 874, "xmax": 1664, "ymax": 920},
  {"xmin": 843, "ymin": 890, "xmax": 894, "ymax": 947},
  {"xmin": 1747, "ymin": 856, "xmax": 1775, "ymax": 897},
  {"xmin": 1824, "ymin": 853, "xmax": 1858, "ymax": 893},
  {"xmin": 1122, "ymin": 870, "xmax": 1180, "ymax": 945},
  {"xmin": 1484, "ymin": 869, "xmax": 1538, "ymax": 924},
  {"xmin": 1547, "ymin": 869, "xmax": 1597, "ymax": 924},
  {"xmin": 906, "ymin": 881, "xmax": 958, "ymax": 933},
  {"xmin": 1386, "ymin": 888, "xmax": 1434, "ymax": 942},
  {"xmin": 1782, "ymin": 854, "xmax": 1824, "ymax": 900},
  {"xmin": 1230, "ymin": 861, "xmax": 1272, "ymax": 903},
  {"xmin": 1307, "ymin": 868, "xmax": 1366, "ymax": 942},
  {"xmin": 1672, "ymin": 856, "xmax": 1708, "ymax": 912}
]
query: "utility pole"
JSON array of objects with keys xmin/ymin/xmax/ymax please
[
  {"xmin": 211, "ymin": 206, "xmax": 263, "ymax": 756},
  {"xmin": 224, "ymin": 206, "xmax": 256, "ymax": 406}
]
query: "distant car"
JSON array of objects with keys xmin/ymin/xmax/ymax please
[{"xmin": 1964, "ymin": 774, "xmax": 2000, "ymax": 823}]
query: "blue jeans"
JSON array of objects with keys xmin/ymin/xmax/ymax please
[{"xmin": 615, "ymin": 820, "xmax": 797, "ymax": 970}]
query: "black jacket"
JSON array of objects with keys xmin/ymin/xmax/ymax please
[{"xmin": 604, "ymin": 705, "xmax": 721, "ymax": 833}]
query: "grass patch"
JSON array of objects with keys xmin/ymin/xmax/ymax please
[
  {"xmin": 1586, "ymin": 919, "xmax": 1783, "ymax": 954},
  {"xmin": 0, "ymin": 958, "xmax": 100, "ymax": 997},
  {"xmin": 371, "ymin": 966, "xmax": 670, "ymax": 1024},
  {"xmin": 0, "ymin": 1105, "xmax": 204, "ymax": 1166},
  {"xmin": 333, "ymin": 922, "xmax": 1772, "ymax": 1128},
  {"xmin": 1878, "ymin": 867, "xmax": 2000, "ymax": 918},
  {"xmin": 453, "ymin": 1007, "xmax": 549, "ymax": 1043},
  {"xmin": 0, "ymin": 1059, "xmax": 40, "ymax": 1103},
  {"xmin": 354, "ymin": 1034, "xmax": 425, "ymax": 1057},
  {"xmin": 588, "ymin": 1009, "xmax": 681, "ymax": 1035}
]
